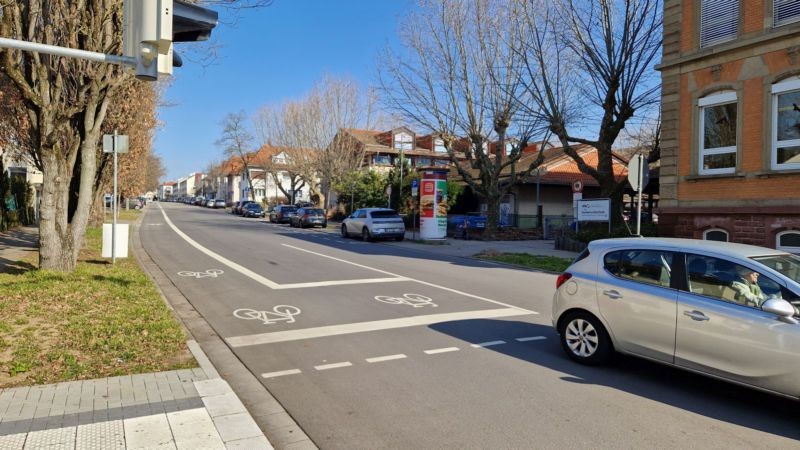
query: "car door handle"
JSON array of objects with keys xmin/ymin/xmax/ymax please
[
  {"xmin": 602, "ymin": 290, "xmax": 622, "ymax": 299},
  {"xmin": 683, "ymin": 310, "xmax": 710, "ymax": 321}
]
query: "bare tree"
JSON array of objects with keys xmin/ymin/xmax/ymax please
[
  {"xmin": 515, "ymin": 0, "xmax": 662, "ymax": 224},
  {"xmin": 256, "ymin": 76, "xmax": 381, "ymax": 209},
  {"xmin": 146, "ymin": 153, "xmax": 166, "ymax": 193},
  {"xmin": 379, "ymin": 0, "xmax": 547, "ymax": 237},
  {"xmin": 217, "ymin": 111, "xmax": 256, "ymax": 201}
]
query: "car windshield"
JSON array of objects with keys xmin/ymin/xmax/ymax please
[
  {"xmin": 282, "ymin": 207, "xmax": 297, "ymax": 212},
  {"xmin": 306, "ymin": 209, "xmax": 324, "ymax": 215},
  {"xmin": 370, "ymin": 210, "xmax": 399, "ymax": 219},
  {"xmin": 751, "ymin": 254, "xmax": 800, "ymax": 283},
  {"xmin": 246, "ymin": 204, "xmax": 262, "ymax": 210}
]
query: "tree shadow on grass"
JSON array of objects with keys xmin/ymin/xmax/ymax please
[
  {"xmin": 0, "ymin": 258, "xmax": 37, "ymax": 275},
  {"xmin": 91, "ymin": 275, "xmax": 133, "ymax": 287}
]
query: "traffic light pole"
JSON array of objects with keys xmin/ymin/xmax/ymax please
[{"xmin": 0, "ymin": 37, "xmax": 135, "ymax": 67}]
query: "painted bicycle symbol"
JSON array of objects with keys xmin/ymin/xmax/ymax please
[
  {"xmin": 233, "ymin": 305, "xmax": 302, "ymax": 325},
  {"xmin": 177, "ymin": 269, "xmax": 224, "ymax": 279},
  {"xmin": 374, "ymin": 293, "xmax": 438, "ymax": 308}
]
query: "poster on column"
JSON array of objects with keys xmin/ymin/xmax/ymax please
[{"xmin": 420, "ymin": 170, "xmax": 448, "ymax": 239}]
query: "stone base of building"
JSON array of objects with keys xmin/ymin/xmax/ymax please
[{"xmin": 657, "ymin": 206, "xmax": 800, "ymax": 249}]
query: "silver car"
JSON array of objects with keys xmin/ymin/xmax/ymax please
[
  {"xmin": 341, "ymin": 208, "xmax": 405, "ymax": 241},
  {"xmin": 552, "ymin": 237, "xmax": 800, "ymax": 399}
]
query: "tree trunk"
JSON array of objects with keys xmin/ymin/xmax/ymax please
[
  {"xmin": 484, "ymin": 194, "xmax": 501, "ymax": 240},
  {"xmin": 39, "ymin": 149, "xmax": 76, "ymax": 272}
]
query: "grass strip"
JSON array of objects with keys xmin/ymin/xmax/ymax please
[
  {"xmin": 475, "ymin": 252, "xmax": 573, "ymax": 273},
  {"xmin": 0, "ymin": 223, "xmax": 196, "ymax": 387}
]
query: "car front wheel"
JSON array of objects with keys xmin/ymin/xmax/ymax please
[{"xmin": 558, "ymin": 312, "xmax": 612, "ymax": 365}]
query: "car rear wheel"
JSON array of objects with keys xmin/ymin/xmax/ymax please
[
  {"xmin": 362, "ymin": 227, "xmax": 372, "ymax": 242},
  {"xmin": 559, "ymin": 312, "xmax": 612, "ymax": 365},
  {"xmin": 341, "ymin": 225, "xmax": 348, "ymax": 238}
]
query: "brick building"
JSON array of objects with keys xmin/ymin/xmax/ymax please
[{"xmin": 657, "ymin": 0, "xmax": 800, "ymax": 253}]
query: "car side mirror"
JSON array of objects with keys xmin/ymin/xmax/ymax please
[{"xmin": 761, "ymin": 298, "xmax": 799, "ymax": 324}]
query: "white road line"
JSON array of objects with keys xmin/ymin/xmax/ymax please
[
  {"xmin": 261, "ymin": 369, "xmax": 302, "ymax": 379},
  {"xmin": 366, "ymin": 354, "xmax": 407, "ymax": 363},
  {"xmin": 276, "ymin": 277, "xmax": 408, "ymax": 290},
  {"xmin": 424, "ymin": 347, "xmax": 460, "ymax": 355},
  {"xmin": 226, "ymin": 308, "xmax": 531, "ymax": 347},
  {"xmin": 516, "ymin": 336, "xmax": 547, "ymax": 342},
  {"xmin": 471, "ymin": 340, "xmax": 507, "ymax": 348},
  {"xmin": 282, "ymin": 244, "xmax": 538, "ymax": 312},
  {"xmin": 157, "ymin": 205, "xmax": 407, "ymax": 290},
  {"xmin": 314, "ymin": 362, "xmax": 353, "ymax": 371}
]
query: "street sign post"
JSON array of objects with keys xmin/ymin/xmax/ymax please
[
  {"xmin": 627, "ymin": 154, "xmax": 649, "ymax": 236},
  {"xmin": 103, "ymin": 132, "xmax": 129, "ymax": 264}
]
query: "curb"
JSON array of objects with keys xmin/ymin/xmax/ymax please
[{"xmin": 131, "ymin": 207, "xmax": 317, "ymax": 449}]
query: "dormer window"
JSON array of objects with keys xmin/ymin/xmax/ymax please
[
  {"xmin": 434, "ymin": 138, "xmax": 447, "ymax": 153},
  {"xmin": 393, "ymin": 132, "xmax": 413, "ymax": 151}
]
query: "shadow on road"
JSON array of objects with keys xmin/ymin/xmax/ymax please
[{"xmin": 429, "ymin": 319, "xmax": 800, "ymax": 441}]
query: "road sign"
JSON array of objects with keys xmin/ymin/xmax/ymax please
[
  {"xmin": 571, "ymin": 180, "xmax": 583, "ymax": 193},
  {"xmin": 627, "ymin": 154, "xmax": 649, "ymax": 191},
  {"xmin": 411, "ymin": 179, "xmax": 418, "ymax": 188},
  {"xmin": 103, "ymin": 134, "xmax": 129, "ymax": 154}
]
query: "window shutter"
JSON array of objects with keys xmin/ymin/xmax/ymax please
[
  {"xmin": 775, "ymin": 0, "xmax": 800, "ymax": 27},
  {"xmin": 700, "ymin": 0, "xmax": 739, "ymax": 48}
]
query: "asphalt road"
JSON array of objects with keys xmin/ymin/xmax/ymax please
[{"xmin": 141, "ymin": 202, "xmax": 800, "ymax": 449}]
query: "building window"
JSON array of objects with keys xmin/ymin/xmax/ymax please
[
  {"xmin": 374, "ymin": 155, "xmax": 392, "ymax": 166},
  {"xmin": 393, "ymin": 132, "xmax": 413, "ymax": 151},
  {"xmin": 774, "ymin": 0, "xmax": 800, "ymax": 27},
  {"xmin": 703, "ymin": 228, "xmax": 729, "ymax": 242},
  {"xmin": 777, "ymin": 230, "xmax": 800, "ymax": 254},
  {"xmin": 700, "ymin": 0, "xmax": 739, "ymax": 48},
  {"xmin": 698, "ymin": 91, "xmax": 737, "ymax": 175},
  {"xmin": 771, "ymin": 78, "xmax": 800, "ymax": 170},
  {"xmin": 434, "ymin": 159, "xmax": 450, "ymax": 167},
  {"xmin": 434, "ymin": 138, "xmax": 447, "ymax": 153},
  {"xmin": 416, "ymin": 157, "xmax": 431, "ymax": 166}
]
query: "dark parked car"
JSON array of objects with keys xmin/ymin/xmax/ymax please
[
  {"xmin": 242, "ymin": 203, "xmax": 265, "ymax": 218},
  {"xmin": 290, "ymin": 207, "xmax": 327, "ymax": 228},
  {"xmin": 269, "ymin": 205, "xmax": 298, "ymax": 224},
  {"xmin": 447, "ymin": 212, "xmax": 487, "ymax": 238},
  {"xmin": 232, "ymin": 201, "xmax": 255, "ymax": 215}
]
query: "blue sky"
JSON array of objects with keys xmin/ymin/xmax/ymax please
[{"xmin": 155, "ymin": 0, "xmax": 413, "ymax": 182}]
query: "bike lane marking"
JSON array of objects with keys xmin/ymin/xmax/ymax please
[
  {"xmin": 261, "ymin": 369, "xmax": 302, "ymax": 379},
  {"xmin": 158, "ymin": 204, "xmax": 408, "ymax": 290},
  {"xmin": 314, "ymin": 362, "xmax": 353, "ymax": 371},
  {"xmin": 226, "ymin": 308, "xmax": 529, "ymax": 347},
  {"xmin": 424, "ymin": 347, "xmax": 460, "ymax": 355},
  {"xmin": 471, "ymin": 340, "xmax": 507, "ymax": 348},
  {"xmin": 365, "ymin": 354, "xmax": 407, "ymax": 363}
]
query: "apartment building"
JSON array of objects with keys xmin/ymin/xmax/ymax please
[{"xmin": 657, "ymin": 0, "xmax": 800, "ymax": 253}]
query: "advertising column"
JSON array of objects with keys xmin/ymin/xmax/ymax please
[{"xmin": 419, "ymin": 169, "xmax": 448, "ymax": 240}]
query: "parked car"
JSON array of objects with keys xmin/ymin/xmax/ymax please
[
  {"xmin": 214, "ymin": 199, "xmax": 226, "ymax": 209},
  {"xmin": 552, "ymin": 237, "xmax": 800, "ymax": 399},
  {"xmin": 205, "ymin": 199, "xmax": 215, "ymax": 208},
  {"xmin": 269, "ymin": 205, "xmax": 298, "ymax": 224},
  {"xmin": 341, "ymin": 208, "xmax": 405, "ymax": 241},
  {"xmin": 290, "ymin": 207, "xmax": 327, "ymax": 228},
  {"xmin": 232, "ymin": 201, "xmax": 254, "ymax": 215},
  {"xmin": 241, "ymin": 203, "xmax": 265, "ymax": 218},
  {"xmin": 447, "ymin": 212, "xmax": 487, "ymax": 238}
]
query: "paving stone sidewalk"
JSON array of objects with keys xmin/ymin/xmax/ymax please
[{"xmin": 0, "ymin": 367, "xmax": 271, "ymax": 449}]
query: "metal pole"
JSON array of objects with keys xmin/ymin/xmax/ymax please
[
  {"xmin": 0, "ymin": 37, "xmax": 135, "ymax": 66},
  {"xmin": 399, "ymin": 149, "xmax": 404, "ymax": 212},
  {"xmin": 535, "ymin": 170, "xmax": 541, "ymax": 229},
  {"xmin": 112, "ymin": 130, "xmax": 118, "ymax": 264},
  {"xmin": 636, "ymin": 155, "xmax": 644, "ymax": 236}
]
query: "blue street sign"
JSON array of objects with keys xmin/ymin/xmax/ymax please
[{"xmin": 411, "ymin": 179, "xmax": 418, "ymax": 188}]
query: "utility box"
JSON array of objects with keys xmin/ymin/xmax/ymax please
[{"xmin": 102, "ymin": 224, "xmax": 129, "ymax": 258}]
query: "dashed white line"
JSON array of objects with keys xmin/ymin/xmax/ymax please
[
  {"xmin": 424, "ymin": 347, "xmax": 460, "ymax": 355},
  {"xmin": 314, "ymin": 362, "xmax": 353, "ymax": 371},
  {"xmin": 471, "ymin": 340, "xmax": 506, "ymax": 348},
  {"xmin": 261, "ymin": 369, "xmax": 302, "ymax": 379},
  {"xmin": 366, "ymin": 354, "xmax": 407, "ymax": 363},
  {"xmin": 516, "ymin": 336, "xmax": 547, "ymax": 342}
]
